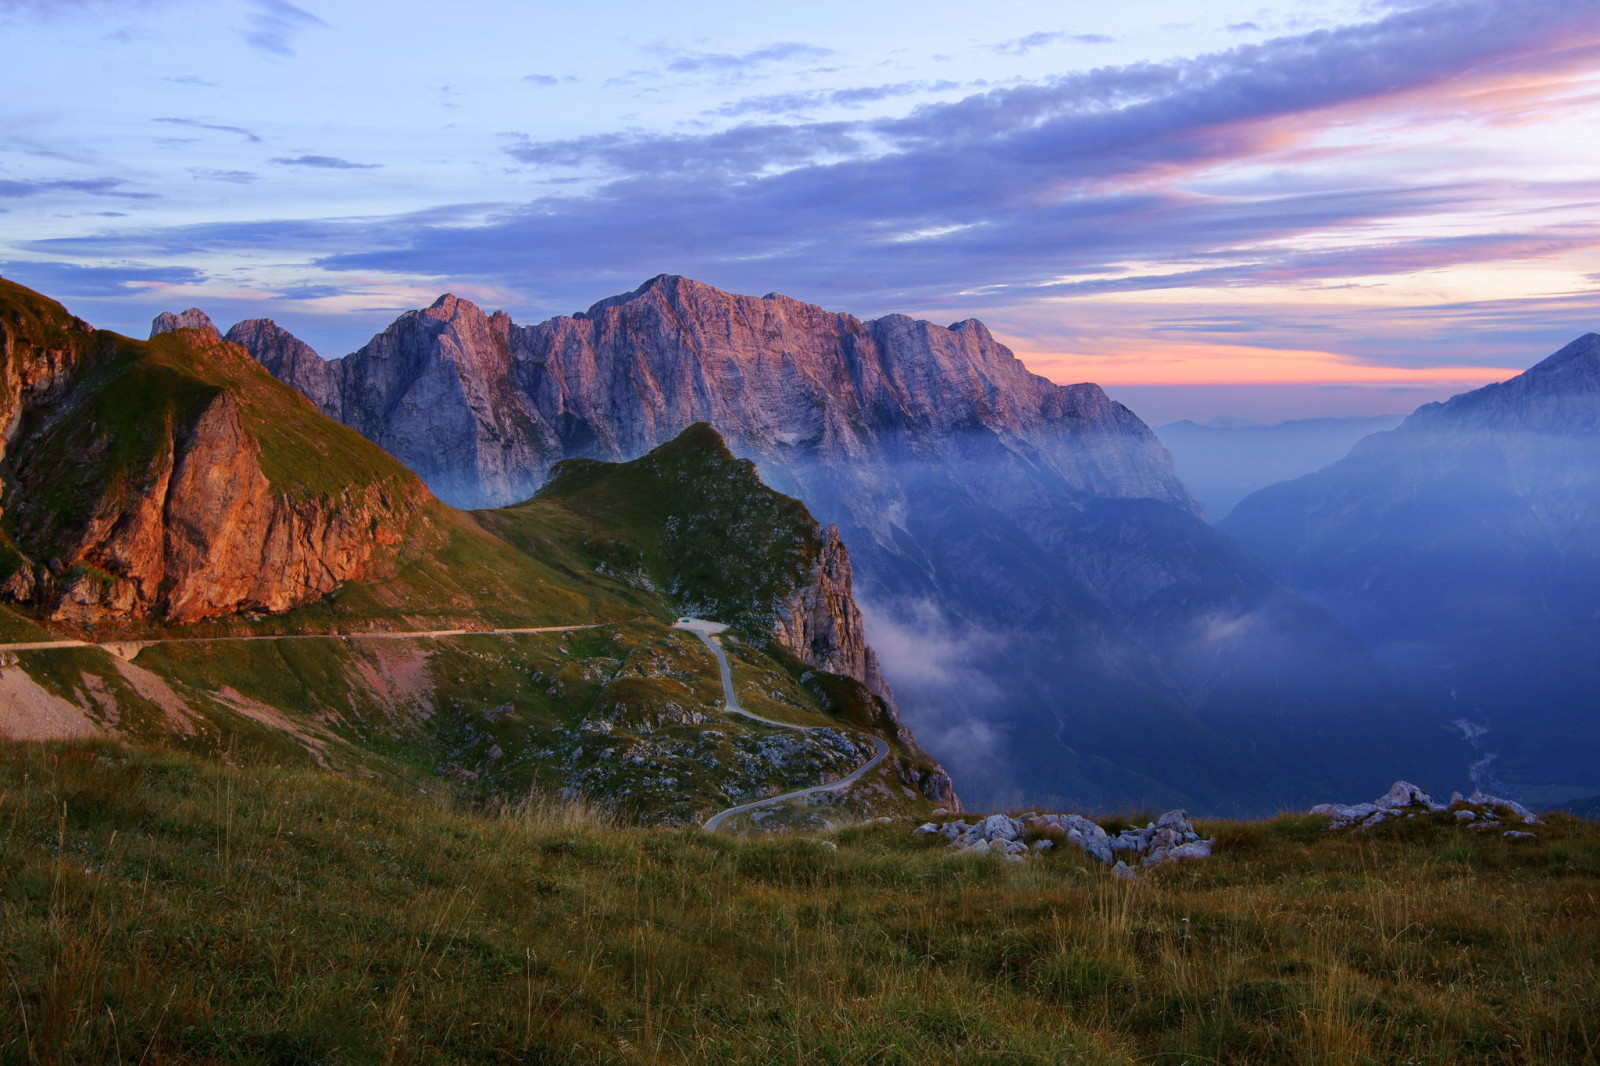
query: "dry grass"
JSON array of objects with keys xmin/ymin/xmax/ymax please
[{"xmin": 1, "ymin": 741, "xmax": 1596, "ymax": 1065}]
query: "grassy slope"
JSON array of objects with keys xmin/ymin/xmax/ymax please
[
  {"xmin": 482, "ymin": 422, "xmax": 820, "ymax": 640},
  {"xmin": 2, "ymin": 740, "xmax": 1596, "ymax": 1065}
]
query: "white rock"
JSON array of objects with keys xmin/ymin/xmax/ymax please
[
  {"xmin": 1469, "ymin": 790, "xmax": 1539, "ymax": 824},
  {"xmin": 1376, "ymin": 780, "xmax": 1435, "ymax": 811},
  {"xmin": 1168, "ymin": 839, "xmax": 1213, "ymax": 860},
  {"xmin": 977, "ymin": 813, "xmax": 1021, "ymax": 842}
]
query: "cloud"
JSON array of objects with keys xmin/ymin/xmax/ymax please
[
  {"xmin": 522, "ymin": 74, "xmax": 559, "ymax": 87},
  {"xmin": 154, "ymin": 117, "xmax": 263, "ymax": 144},
  {"xmin": 242, "ymin": 0, "xmax": 324, "ymax": 57},
  {"xmin": 502, "ymin": 122, "xmax": 861, "ymax": 177},
  {"xmin": 0, "ymin": 0, "xmax": 164, "ymax": 16},
  {"xmin": 0, "ymin": 177, "xmax": 156, "ymax": 200},
  {"xmin": 269, "ymin": 154, "xmax": 381, "ymax": 169},
  {"xmin": 0, "ymin": 259, "xmax": 202, "ymax": 296},
  {"xmin": 189, "ymin": 168, "xmax": 259, "ymax": 184},
  {"xmin": 646, "ymin": 40, "xmax": 833, "ymax": 75},
  {"xmin": 993, "ymin": 31, "xmax": 1115, "ymax": 55},
  {"xmin": 164, "ymin": 75, "xmax": 217, "ymax": 87},
  {"xmin": 271, "ymin": 283, "xmax": 346, "ymax": 300},
  {"xmin": 711, "ymin": 79, "xmax": 966, "ymax": 118}
]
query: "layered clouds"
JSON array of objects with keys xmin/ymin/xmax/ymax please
[{"xmin": 2, "ymin": 0, "xmax": 1598, "ymax": 414}]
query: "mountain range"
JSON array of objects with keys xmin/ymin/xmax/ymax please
[
  {"xmin": 1222, "ymin": 334, "xmax": 1600, "ymax": 809},
  {"xmin": 1155, "ymin": 414, "xmax": 1406, "ymax": 521},
  {"xmin": 0, "ymin": 276, "xmax": 952, "ymax": 825},
  {"xmin": 159, "ymin": 274, "xmax": 1463, "ymax": 813}
]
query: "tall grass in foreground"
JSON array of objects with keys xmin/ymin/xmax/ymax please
[{"xmin": 1, "ymin": 741, "xmax": 1596, "ymax": 1065}]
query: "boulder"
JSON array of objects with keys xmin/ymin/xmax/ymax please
[
  {"xmin": 1376, "ymin": 780, "xmax": 1439, "ymax": 811},
  {"xmin": 1469, "ymin": 790, "xmax": 1539, "ymax": 824},
  {"xmin": 976, "ymin": 813, "xmax": 1021, "ymax": 842}
]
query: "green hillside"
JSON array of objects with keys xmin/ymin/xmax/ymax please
[{"xmin": 483, "ymin": 422, "xmax": 822, "ymax": 641}]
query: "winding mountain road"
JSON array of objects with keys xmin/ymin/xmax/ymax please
[
  {"xmin": 2, "ymin": 616, "xmax": 890, "ymax": 831},
  {"xmin": 674, "ymin": 618, "xmax": 890, "ymax": 832}
]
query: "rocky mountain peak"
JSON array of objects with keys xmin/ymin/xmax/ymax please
[
  {"xmin": 1523, "ymin": 332, "xmax": 1600, "ymax": 384},
  {"xmin": 1400, "ymin": 331, "xmax": 1600, "ymax": 436},
  {"xmin": 150, "ymin": 308, "xmax": 219, "ymax": 341},
  {"xmin": 224, "ymin": 318, "xmax": 340, "ymax": 420},
  {"xmin": 421, "ymin": 292, "xmax": 483, "ymax": 322}
]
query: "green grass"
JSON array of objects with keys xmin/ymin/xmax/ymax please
[
  {"xmin": 483, "ymin": 423, "xmax": 823, "ymax": 641},
  {"xmin": 3, "ymin": 740, "xmax": 1596, "ymax": 1064}
]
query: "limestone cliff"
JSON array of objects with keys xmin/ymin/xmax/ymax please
[
  {"xmin": 773, "ymin": 524, "xmax": 889, "ymax": 702},
  {"xmin": 1, "ymin": 280, "xmax": 423, "ymax": 627}
]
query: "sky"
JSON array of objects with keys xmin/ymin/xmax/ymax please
[{"xmin": 2, "ymin": 0, "xmax": 1599, "ymax": 423}]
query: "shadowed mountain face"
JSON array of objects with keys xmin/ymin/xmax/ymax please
[
  {"xmin": 1222, "ymin": 335, "xmax": 1600, "ymax": 808},
  {"xmin": 203, "ymin": 275, "xmax": 1460, "ymax": 814}
]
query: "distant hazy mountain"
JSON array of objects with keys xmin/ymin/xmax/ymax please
[
  {"xmin": 1221, "ymin": 335, "xmax": 1600, "ymax": 807},
  {"xmin": 1157, "ymin": 415, "xmax": 1405, "ymax": 522},
  {"xmin": 173, "ymin": 275, "xmax": 1459, "ymax": 814}
]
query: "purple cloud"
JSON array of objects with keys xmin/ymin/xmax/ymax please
[
  {"xmin": 243, "ymin": 0, "xmax": 324, "ymax": 57},
  {"xmin": 270, "ymin": 154, "xmax": 381, "ymax": 169},
  {"xmin": 711, "ymin": 80, "xmax": 967, "ymax": 118},
  {"xmin": 0, "ymin": 259, "xmax": 202, "ymax": 296},
  {"xmin": 154, "ymin": 117, "xmax": 263, "ymax": 144},
  {"xmin": 0, "ymin": 177, "xmax": 155, "ymax": 200},
  {"xmin": 649, "ymin": 41, "xmax": 834, "ymax": 75},
  {"xmin": 993, "ymin": 31, "xmax": 1115, "ymax": 55},
  {"xmin": 23, "ymin": 0, "xmax": 1600, "ymax": 353}
]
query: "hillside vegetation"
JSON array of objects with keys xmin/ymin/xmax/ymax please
[{"xmin": 3, "ymin": 740, "xmax": 1596, "ymax": 1065}]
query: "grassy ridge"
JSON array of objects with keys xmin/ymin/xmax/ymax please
[
  {"xmin": 485, "ymin": 423, "xmax": 822, "ymax": 640},
  {"xmin": 2, "ymin": 741, "xmax": 1596, "ymax": 1065}
]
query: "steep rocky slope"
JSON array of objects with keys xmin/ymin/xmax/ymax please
[
  {"xmin": 204, "ymin": 276, "xmax": 1453, "ymax": 813},
  {"xmin": 482, "ymin": 422, "xmax": 954, "ymax": 805},
  {"xmin": 0, "ymin": 277, "xmax": 950, "ymax": 825},
  {"xmin": 1222, "ymin": 335, "xmax": 1600, "ymax": 806}
]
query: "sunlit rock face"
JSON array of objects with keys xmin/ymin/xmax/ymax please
[
  {"xmin": 1223, "ymin": 334, "xmax": 1600, "ymax": 804},
  {"xmin": 0, "ymin": 285, "xmax": 424, "ymax": 628},
  {"xmin": 223, "ymin": 275, "xmax": 1454, "ymax": 814}
]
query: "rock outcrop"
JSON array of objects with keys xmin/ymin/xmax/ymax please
[
  {"xmin": 917, "ymin": 807, "xmax": 1213, "ymax": 873},
  {"xmin": 1309, "ymin": 780, "xmax": 1540, "ymax": 832},
  {"xmin": 772, "ymin": 523, "xmax": 890, "ymax": 704},
  {"xmin": 149, "ymin": 308, "xmax": 219, "ymax": 339}
]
